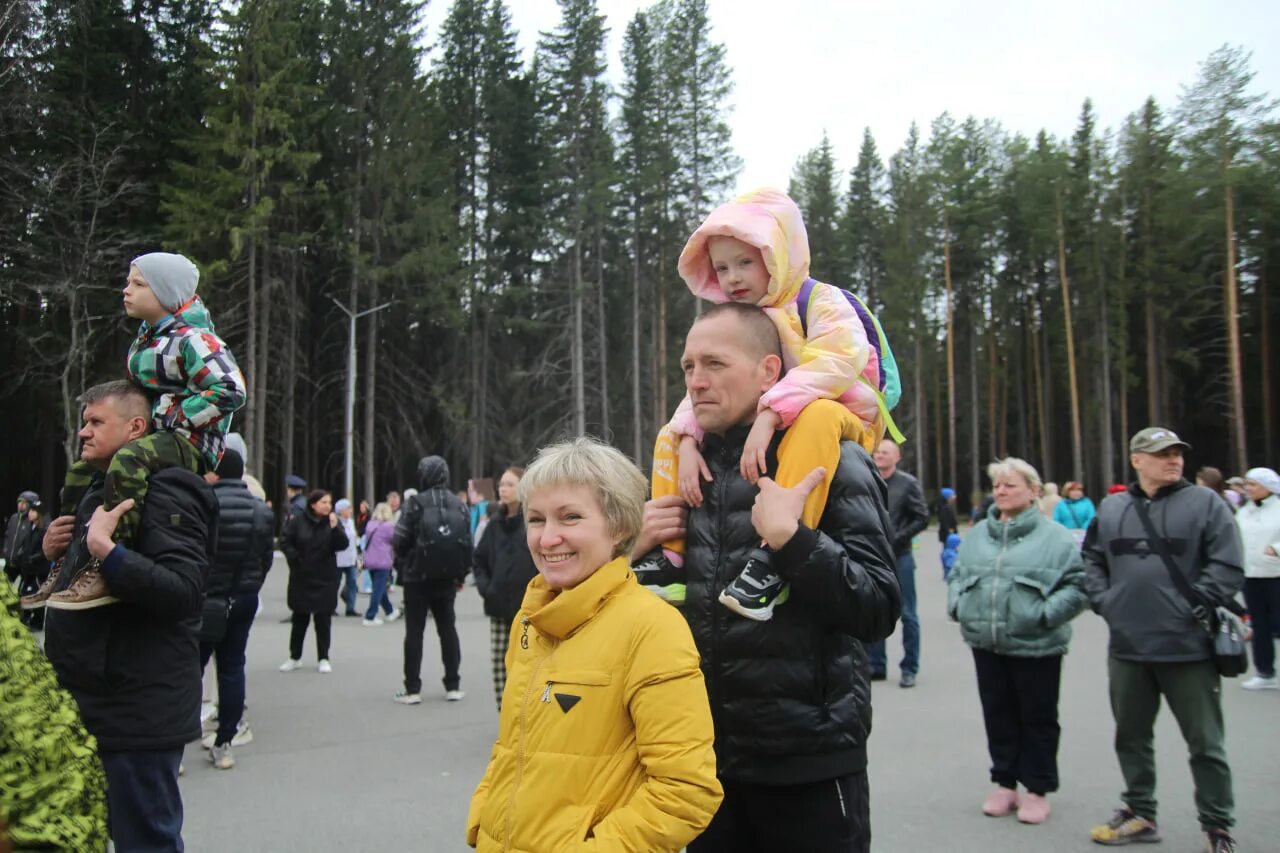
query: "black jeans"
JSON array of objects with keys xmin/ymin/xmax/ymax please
[
  {"xmin": 689, "ymin": 770, "xmax": 870, "ymax": 853},
  {"xmin": 1243, "ymin": 577, "xmax": 1280, "ymax": 677},
  {"xmin": 100, "ymin": 747, "xmax": 185, "ymax": 852},
  {"xmin": 402, "ymin": 579, "xmax": 461, "ymax": 693},
  {"xmin": 972, "ymin": 648, "xmax": 1063, "ymax": 794},
  {"xmin": 290, "ymin": 611, "xmax": 332, "ymax": 661},
  {"xmin": 199, "ymin": 591, "xmax": 258, "ymax": 745}
]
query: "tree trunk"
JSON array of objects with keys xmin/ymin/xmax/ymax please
[
  {"xmin": 282, "ymin": 247, "xmax": 298, "ymax": 506},
  {"xmin": 596, "ymin": 227, "xmax": 609, "ymax": 437},
  {"xmin": 1097, "ymin": 244, "xmax": 1113, "ymax": 489},
  {"xmin": 1055, "ymin": 193, "xmax": 1084, "ymax": 482},
  {"xmin": 986, "ymin": 322, "xmax": 997, "ymax": 460},
  {"xmin": 632, "ymin": 223, "xmax": 643, "ymax": 461},
  {"xmin": 362, "ymin": 243, "xmax": 380, "ymax": 504},
  {"xmin": 254, "ymin": 242, "xmax": 270, "ymax": 477},
  {"xmin": 1261, "ymin": 243, "xmax": 1273, "ymax": 459},
  {"xmin": 573, "ymin": 242, "xmax": 586, "ymax": 436},
  {"xmin": 968, "ymin": 315, "xmax": 980, "ymax": 500},
  {"xmin": 656, "ymin": 241, "xmax": 668, "ymax": 435},
  {"xmin": 913, "ymin": 329, "xmax": 928, "ymax": 493},
  {"xmin": 943, "ymin": 208, "xmax": 957, "ymax": 493},
  {"xmin": 1030, "ymin": 311, "xmax": 1048, "ymax": 478},
  {"xmin": 1223, "ymin": 180, "xmax": 1247, "ymax": 472}
]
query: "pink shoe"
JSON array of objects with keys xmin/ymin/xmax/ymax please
[
  {"xmin": 982, "ymin": 786, "xmax": 1019, "ymax": 817},
  {"xmin": 1017, "ymin": 792, "xmax": 1050, "ymax": 824}
]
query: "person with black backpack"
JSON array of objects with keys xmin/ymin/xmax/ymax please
[{"xmin": 392, "ymin": 455, "xmax": 471, "ymax": 705}]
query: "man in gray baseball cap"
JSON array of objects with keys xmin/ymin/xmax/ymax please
[{"xmin": 1083, "ymin": 426, "xmax": 1243, "ymax": 851}]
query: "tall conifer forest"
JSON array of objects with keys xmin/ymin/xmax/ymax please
[{"xmin": 1, "ymin": 1, "xmax": 1276, "ymax": 512}]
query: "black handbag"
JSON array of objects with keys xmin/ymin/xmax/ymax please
[
  {"xmin": 1130, "ymin": 496, "xmax": 1249, "ymax": 677},
  {"xmin": 199, "ymin": 594, "xmax": 231, "ymax": 644}
]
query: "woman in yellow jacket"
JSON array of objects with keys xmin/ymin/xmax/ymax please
[{"xmin": 467, "ymin": 437, "xmax": 722, "ymax": 852}]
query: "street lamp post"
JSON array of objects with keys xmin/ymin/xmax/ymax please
[{"xmin": 331, "ymin": 297, "xmax": 393, "ymax": 502}]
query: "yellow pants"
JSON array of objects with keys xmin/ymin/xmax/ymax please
[{"xmin": 651, "ymin": 399, "xmax": 879, "ymax": 556}]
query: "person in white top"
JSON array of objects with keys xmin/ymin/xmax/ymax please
[{"xmin": 1236, "ymin": 466, "xmax": 1280, "ymax": 690}]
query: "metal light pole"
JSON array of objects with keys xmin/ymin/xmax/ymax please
[{"xmin": 331, "ymin": 297, "xmax": 393, "ymax": 501}]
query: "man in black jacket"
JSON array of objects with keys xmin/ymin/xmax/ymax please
[
  {"xmin": 633, "ymin": 303, "xmax": 900, "ymax": 852},
  {"xmin": 200, "ymin": 447, "xmax": 275, "ymax": 769},
  {"xmin": 392, "ymin": 456, "xmax": 471, "ymax": 704},
  {"xmin": 3, "ymin": 490, "xmax": 48, "ymax": 629},
  {"xmin": 42, "ymin": 380, "xmax": 216, "ymax": 851},
  {"xmin": 867, "ymin": 438, "xmax": 930, "ymax": 687}
]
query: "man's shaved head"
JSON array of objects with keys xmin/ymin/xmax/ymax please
[
  {"xmin": 79, "ymin": 380, "xmax": 151, "ymax": 422},
  {"xmin": 692, "ymin": 302, "xmax": 783, "ymax": 364}
]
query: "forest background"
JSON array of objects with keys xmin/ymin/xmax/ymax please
[{"xmin": 1, "ymin": 0, "xmax": 1277, "ymax": 515}]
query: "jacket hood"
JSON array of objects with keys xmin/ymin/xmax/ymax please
[
  {"xmin": 677, "ymin": 187, "xmax": 810, "ymax": 308},
  {"xmin": 140, "ymin": 296, "xmax": 215, "ymax": 339},
  {"xmin": 984, "ymin": 502, "xmax": 1042, "ymax": 540},
  {"xmin": 417, "ymin": 455, "xmax": 450, "ymax": 491}
]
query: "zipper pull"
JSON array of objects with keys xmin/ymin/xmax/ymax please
[
  {"xmin": 541, "ymin": 681, "xmax": 553, "ymax": 703},
  {"xmin": 520, "ymin": 618, "xmax": 530, "ymax": 650}
]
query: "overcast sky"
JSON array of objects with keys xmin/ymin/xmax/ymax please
[{"xmin": 422, "ymin": 0, "xmax": 1280, "ymax": 194}]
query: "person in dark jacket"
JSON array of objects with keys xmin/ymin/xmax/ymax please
[
  {"xmin": 284, "ymin": 474, "xmax": 307, "ymax": 523},
  {"xmin": 472, "ymin": 465, "xmax": 537, "ymax": 711},
  {"xmin": 633, "ymin": 304, "xmax": 900, "ymax": 853},
  {"xmin": 868, "ymin": 437, "xmax": 930, "ymax": 687},
  {"xmin": 1084, "ymin": 427, "xmax": 1244, "ymax": 852},
  {"xmin": 199, "ymin": 448, "xmax": 274, "ymax": 769},
  {"xmin": 3, "ymin": 492, "xmax": 48, "ymax": 629},
  {"xmin": 393, "ymin": 455, "xmax": 471, "ymax": 704},
  {"xmin": 937, "ymin": 486, "xmax": 958, "ymax": 542},
  {"xmin": 42, "ymin": 380, "xmax": 216, "ymax": 852},
  {"xmin": 279, "ymin": 489, "xmax": 347, "ymax": 673}
]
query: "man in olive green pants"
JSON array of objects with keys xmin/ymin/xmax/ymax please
[{"xmin": 1083, "ymin": 428, "xmax": 1244, "ymax": 853}]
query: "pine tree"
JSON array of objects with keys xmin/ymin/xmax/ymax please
[
  {"xmin": 841, "ymin": 128, "xmax": 888, "ymax": 308},
  {"xmin": 788, "ymin": 132, "xmax": 839, "ymax": 281}
]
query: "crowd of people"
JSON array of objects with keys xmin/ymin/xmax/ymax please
[{"xmin": 1, "ymin": 190, "xmax": 1274, "ymax": 853}]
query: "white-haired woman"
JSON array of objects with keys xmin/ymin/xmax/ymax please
[
  {"xmin": 948, "ymin": 458, "xmax": 1087, "ymax": 825},
  {"xmin": 1237, "ymin": 467, "xmax": 1280, "ymax": 690},
  {"xmin": 467, "ymin": 438, "xmax": 722, "ymax": 852}
]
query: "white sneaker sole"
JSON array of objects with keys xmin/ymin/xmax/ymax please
[{"xmin": 717, "ymin": 590, "xmax": 775, "ymax": 622}]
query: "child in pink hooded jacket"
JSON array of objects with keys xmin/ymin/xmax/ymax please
[{"xmin": 643, "ymin": 187, "xmax": 888, "ymax": 621}]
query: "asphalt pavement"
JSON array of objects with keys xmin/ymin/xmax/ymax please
[{"xmin": 179, "ymin": 532, "xmax": 1279, "ymax": 851}]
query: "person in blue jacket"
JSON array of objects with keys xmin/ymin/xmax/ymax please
[{"xmin": 1053, "ymin": 481, "xmax": 1096, "ymax": 531}]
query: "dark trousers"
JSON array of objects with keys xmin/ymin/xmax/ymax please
[
  {"xmin": 1108, "ymin": 657, "xmax": 1233, "ymax": 831},
  {"xmin": 199, "ymin": 591, "xmax": 258, "ymax": 745},
  {"xmin": 1243, "ymin": 577, "xmax": 1280, "ymax": 677},
  {"xmin": 868, "ymin": 551, "xmax": 919, "ymax": 676},
  {"xmin": 972, "ymin": 648, "xmax": 1063, "ymax": 794},
  {"xmin": 289, "ymin": 611, "xmax": 332, "ymax": 661},
  {"xmin": 402, "ymin": 579, "xmax": 461, "ymax": 693},
  {"xmin": 690, "ymin": 770, "xmax": 870, "ymax": 853},
  {"xmin": 100, "ymin": 747, "xmax": 184, "ymax": 852}
]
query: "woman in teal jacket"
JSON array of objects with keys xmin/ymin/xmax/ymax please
[
  {"xmin": 948, "ymin": 458, "xmax": 1087, "ymax": 827},
  {"xmin": 1052, "ymin": 481, "xmax": 1096, "ymax": 530}
]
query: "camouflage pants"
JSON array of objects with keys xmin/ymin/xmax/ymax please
[{"xmin": 60, "ymin": 432, "xmax": 204, "ymax": 548}]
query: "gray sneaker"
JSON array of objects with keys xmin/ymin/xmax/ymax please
[{"xmin": 209, "ymin": 743, "xmax": 234, "ymax": 770}]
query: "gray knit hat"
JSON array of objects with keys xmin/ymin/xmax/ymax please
[{"xmin": 131, "ymin": 252, "xmax": 199, "ymax": 312}]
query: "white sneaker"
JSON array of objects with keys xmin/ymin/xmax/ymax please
[
  {"xmin": 385, "ymin": 609, "xmax": 402, "ymax": 623},
  {"xmin": 393, "ymin": 690, "xmax": 422, "ymax": 705},
  {"xmin": 209, "ymin": 743, "xmax": 235, "ymax": 770},
  {"xmin": 445, "ymin": 689, "xmax": 465, "ymax": 702},
  {"xmin": 278, "ymin": 659, "xmax": 302, "ymax": 672},
  {"xmin": 317, "ymin": 659, "xmax": 333, "ymax": 674},
  {"xmin": 200, "ymin": 701, "xmax": 216, "ymax": 724},
  {"xmin": 362, "ymin": 617, "xmax": 384, "ymax": 627},
  {"xmin": 1241, "ymin": 675, "xmax": 1279, "ymax": 690},
  {"xmin": 201, "ymin": 721, "xmax": 253, "ymax": 750}
]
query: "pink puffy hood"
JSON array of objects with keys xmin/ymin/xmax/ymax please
[{"xmin": 677, "ymin": 187, "xmax": 811, "ymax": 308}]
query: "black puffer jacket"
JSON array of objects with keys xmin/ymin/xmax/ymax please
[
  {"xmin": 394, "ymin": 455, "xmax": 471, "ymax": 583},
  {"xmin": 209, "ymin": 479, "xmax": 275, "ymax": 596},
  {"xmin": 679, "ymin": 425, "xmax": 900, "ymax": 786},
  {"xmin": 281, "ymin": 510, "xmax": 348, "ymax": 613},
  {"xmin": 473, "ymin": 505, "xmax": 537, "ymax": 622},
  {"xmin": 44, "ymin": 468, "xmax": 217, "ymax": 751}
]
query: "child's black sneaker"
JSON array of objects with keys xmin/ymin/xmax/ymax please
[
  {"xmin": 719, "ymin": 547, "xmax": 787, "ymax": 621},
  {"xmin": 633, "ymin": 553, "xmax": 687, "ymax": 605}
]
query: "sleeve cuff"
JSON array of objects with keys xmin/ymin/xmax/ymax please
[
  {"xmin": 101, "ymin": 542, "xmax": 128, "ymax": 578},
  {"xmin": 774, "ymin": 524, "xmax": 819, "ymax": 578}
]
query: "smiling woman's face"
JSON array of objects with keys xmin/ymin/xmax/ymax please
[{"xmin": 524, "ymin": 483, "xmax": 618, "ymax": 592}]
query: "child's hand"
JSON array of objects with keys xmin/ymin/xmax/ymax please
[
  {"xmin": 329, "ymin": 512, "xmax": 338, "ymax": 528},
  {"xmin": 741, "ymin": 409, "xmax": 782, "ymax": 484},
  {"xmin": 678, "ymin": 435, "xmax": 712, "ymax": 507}
]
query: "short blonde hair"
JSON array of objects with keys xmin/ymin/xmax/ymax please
[
  {"xmin": 986, "ymin": 457, "xmax": 1043, "ymax": 494},
  {"xmin": 518, "ymin": 437, "xmax": 647, "ymax": 558},
  {"xmin": 371, "ymin": 502, "xmax": 394, "ymax": 522}
]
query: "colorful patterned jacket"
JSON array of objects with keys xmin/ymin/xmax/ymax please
[
  {"xmin": 670, "ymin": 187, "xmax": 880, "ymax": 443},
  {"xmin": 127, "ymin": 296, "xmax": 246, "ymax": 469}
]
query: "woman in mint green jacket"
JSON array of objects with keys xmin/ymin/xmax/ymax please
[{"xmin": 948, "ymin": 457, "xmax": 1087, "ymax": 827}]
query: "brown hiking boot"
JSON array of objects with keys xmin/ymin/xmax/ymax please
[
  {"xmin": 45, "ymin": 560, "xmax": 119, "ymax": 611},
  {"xmin": 19, "ymin": 558, "xmax": 64, "ymax": 610}
]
